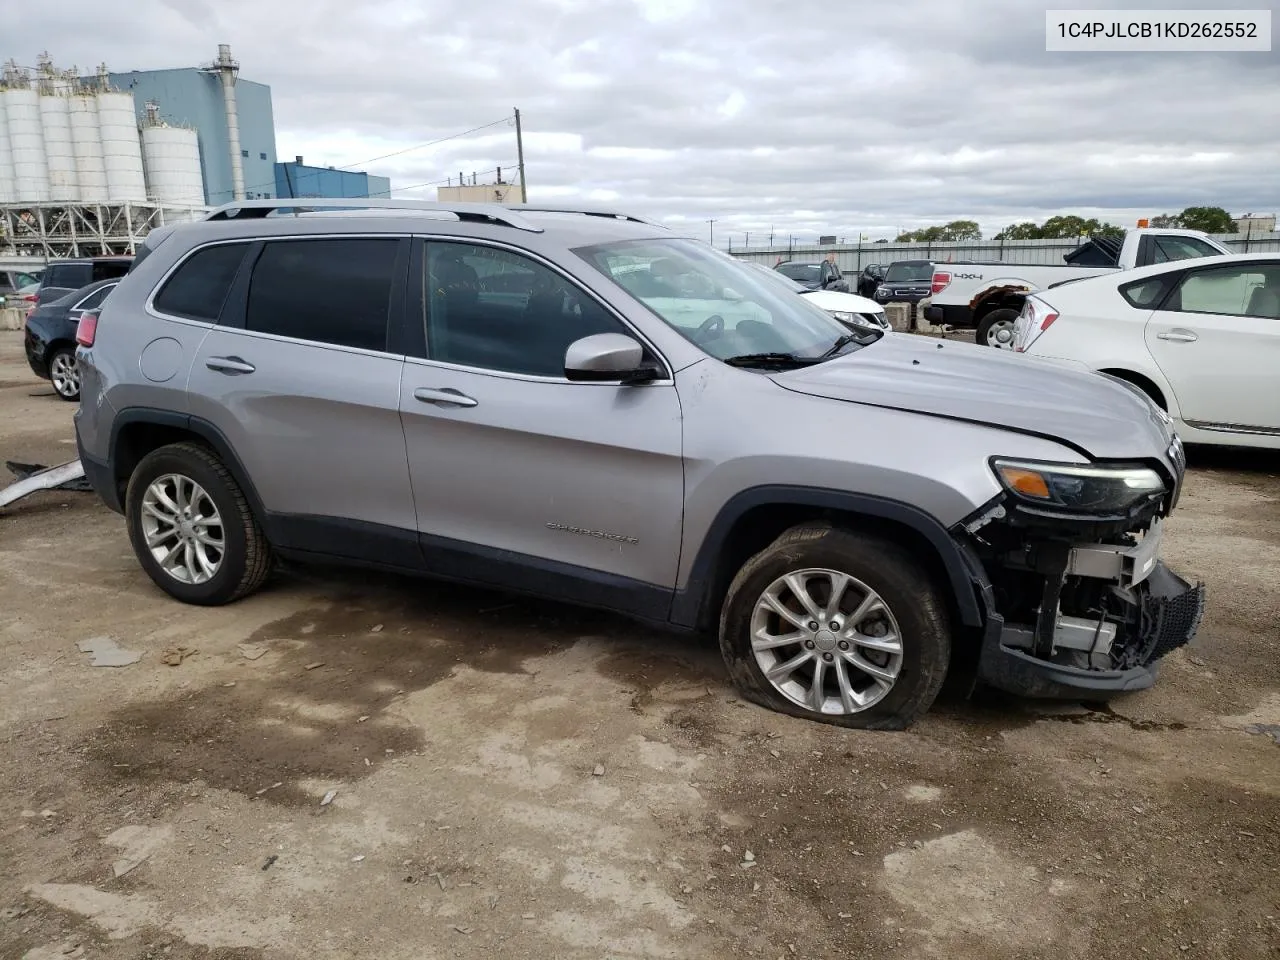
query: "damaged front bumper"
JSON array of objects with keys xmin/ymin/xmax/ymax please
[
  {"xmin": 958, "ymin": 501, "xmax": 1206, "ymax": 700},
  {"xmin": 976, "ymin": 560, "xmax": 1205, "ymax": 699}
]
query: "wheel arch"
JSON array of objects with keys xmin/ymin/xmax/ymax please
[
  {"xmin": 109, "ymin": 409, "xmax": 268, "ymax": 526},
  {"xmin": 1097, "ymin": 367, "xmax": 1169, "ymax": 411},
  {"xmin": 670, "ymin": 485, "xmax": 985, "ymax": 634},
  {"xmin": 971, "ymin": 285, "xmax": 1032, "ymax": 321}
]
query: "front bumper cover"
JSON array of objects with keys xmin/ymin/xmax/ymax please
[{"xmin": 975, "ymin": 559, "xmax": 1205, "ymax": 699}]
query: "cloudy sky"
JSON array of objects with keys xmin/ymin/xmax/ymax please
[{"xmin": 11, "ymin": 0, "xmax": 1280, "ymax": 246}]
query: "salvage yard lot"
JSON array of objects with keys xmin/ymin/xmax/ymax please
[{"xmin": 1, "ymin": 330, "xmax": 1277, "ymax": 960}]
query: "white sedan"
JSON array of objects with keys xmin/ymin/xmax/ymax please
[
  {"xmin": 1014, "ymin": 252, "xmax": 1280, "ymax": 449},
  {"xmin": 738, "ymin": 260, "xmax": 890, "ymax": 329}
]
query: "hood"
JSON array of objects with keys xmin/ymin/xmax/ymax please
[{"xmin": 770, "ymin": 333, "xmax": 1176, "ymax": 463}]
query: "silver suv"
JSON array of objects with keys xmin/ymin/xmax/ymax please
[{"xmin": 74, "ymin": 199, "xmax": 1205, "ymax": 729}]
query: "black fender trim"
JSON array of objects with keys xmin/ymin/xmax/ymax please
[
  {"xmin": 108, "ymin": 408, "xmax": 272, "ymax": 537},
  {"xmin": 669, "ymin": 485, "xmax": 986, "ymax": 630}
]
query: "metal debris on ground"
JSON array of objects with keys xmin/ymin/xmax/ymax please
[
  {"xmin": 320, "ymin": 790, "xmax": 337, "ymax": 806},
  {"xmin": 453, "ymin": 925, "xmax": 474, "ymax": 935},
  {"xmin": 0, "ymin": 460, "xmax": 89, "ymax": 509},
  {"xmin": 304, "ymin": 662, "xmax": 325, "ymax": 671},
  {"xmin": 76, "ymin": 636, "xmax": 142, "ymax": 668}
]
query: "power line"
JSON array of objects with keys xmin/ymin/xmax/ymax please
[{"xmin": 336, "ymin": 116, "xmax": 514, "ymax": 171}]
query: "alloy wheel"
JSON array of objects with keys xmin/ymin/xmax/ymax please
[
  {"xmin": 50, "ymin": 352, "xmax": 80, "ymax": 398},
  {"xmin": 749, "ymin": 567, "xmax": 904, "ymax": 714},
  {"xmin": 140, "ymin": 473, "xmax": 225, "ymax": 585}
]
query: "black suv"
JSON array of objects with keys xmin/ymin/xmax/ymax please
[{"xmin": 35, "ymin": 256, "xmax": 132, "ymax": 306}]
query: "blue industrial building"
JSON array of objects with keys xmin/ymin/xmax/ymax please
[
  {"xmin": 104, "ymin": 67, "xmax": 279, "ymax": 205},
  {"xmin": 275, "ymin": 157, "xmax": 391, "ymax": 200},
  {"xmin": 101, "ymin": 61, "xmax": 390, "ymax": 206}
]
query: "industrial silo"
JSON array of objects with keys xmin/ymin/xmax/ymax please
[
  {"xmin": 69, "ymin": 92, "xmax": 107, "ymax": 202},
  {"xmin": 4, "ymin": 84, "xmax": 50, "ymax": 202},
  {"xmin": 0, "ymin": 94, "xmax": 16, "ymax": 204},
  {"xmin": 96, "ymin": 89, "xmax": 146, "ymax": 202},
  {"xmin": 39, "ymin": 87, "xmax": 79, "ymax": 202},
  {"xmin": 140, "ymin": 103, "xmax": 203, "ymax": 207}
]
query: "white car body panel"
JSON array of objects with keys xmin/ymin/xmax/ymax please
[{"xmin": 1015, "ymin": 252, "xmax": 1280, "ymax": 450}]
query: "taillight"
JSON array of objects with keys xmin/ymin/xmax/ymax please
[
  {"xmin": 76, "ymin": 310, "xmax": 99, "ymax": 347},
  {"xmin": 1039, "ymin": 310, "xmax": 1059, "ymax": 332},
  {"xmin": 931, "ymin": 271, "xmax": 951, "ymax": 295}
]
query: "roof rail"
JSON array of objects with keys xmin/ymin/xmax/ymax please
[
  {"xmin": 502, "ymin": 203, "xmax": 668, "ymax": 229},
  {"xmin": 201, "ymin": 198, "xmax": 544, "ymax": 233}
]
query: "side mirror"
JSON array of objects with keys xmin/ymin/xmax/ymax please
[{"xmin": 564, "ymin": 333, "xmax": 660, "ymax": 384}]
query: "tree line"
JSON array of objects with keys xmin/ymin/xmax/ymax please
[{"xmin": 893, "ymin": 206, "xmax": 1240, "ymax": 243}]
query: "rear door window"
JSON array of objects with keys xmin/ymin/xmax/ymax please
[
  {"xmin": 153, "ymin": 243, "xmax": 251, "ymax": 322},
  {"xmin": 245, "ymin": 238, "xmax": 399, "ymax": 351}
]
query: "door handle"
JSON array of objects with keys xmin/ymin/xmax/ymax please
[
  {"xmin": 414, "ymin": 387, "xmax": 478, "ymax": 408},
  {"xmin": 205, "ymin": 355, "xmax": 256, "ymax": 374},
  {"xmin": 1156, "ymin": 330, "xmax": 1198, "ymax": 343}
]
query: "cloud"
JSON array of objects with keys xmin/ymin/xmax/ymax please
[{"xmin": 8, "ymin": 0, "xmax": 1278, "ymax": 243}]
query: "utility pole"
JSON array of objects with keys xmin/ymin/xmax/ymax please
[
  {"xmin": 514, "ymin": 107, "xmax": 527, "ymax": 203},
  {"xmin": 707, "ymin": 219, "xmax": 717, "ymax": 247}
]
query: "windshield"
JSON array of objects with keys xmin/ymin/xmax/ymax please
[
  {"xmin": 577, "ymin": 238, "xmax": 875, "ymax": 363},
  {"xmin": 884, "ymin": 262, "xmax": 933, "ymax": 282},
  {"xmin": 776, "ymin": 262, "xmax": 822, "ymax": 283}
]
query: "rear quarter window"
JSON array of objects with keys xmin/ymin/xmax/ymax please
[
  {"xmin": 152, "ymin": 243, "xmax": 252, "ymax": 322},
  {"xmin": 1119, "ymin": 275, "xmax": 1176, "ymax": 309}
]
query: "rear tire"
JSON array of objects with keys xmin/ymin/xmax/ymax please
[
  {"xmin": 125, "ymin": 442, "xmax": 273, "ymax": 605},
  {"xmin": 977, "ymin": 308, "xmax": 1020, "ymax": 349},
  {"xmin": 49, "ymin": 346, "xmax": 80, "ymax": 401},
  {"xmin": 718, "ymin": 523, "xmax": 951, "ymax": 730}
]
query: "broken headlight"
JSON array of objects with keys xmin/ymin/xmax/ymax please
[{"xmin": 991, "ymin": 459, "xmax": 1165, "ymax": 514}]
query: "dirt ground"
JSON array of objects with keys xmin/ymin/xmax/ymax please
[{"xmin": 1, "ymin": 329, "xmax": 1277, "ymax": 960}]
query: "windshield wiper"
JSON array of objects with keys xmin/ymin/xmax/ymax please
[
  {"xmin": 722, "ymin": 352, "xmax": 818, "ymax": 369},
  {"xmin": 819, "ymin": 333, "xmax": 859, "ymax": 359}
]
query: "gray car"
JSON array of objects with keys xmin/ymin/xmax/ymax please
[{"xmin": 73, "ymin": 199, "xmax": 1205, "ymax": 730}]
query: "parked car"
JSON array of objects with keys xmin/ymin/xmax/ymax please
[
  {"xmin": 23, "ymin": 278, "xmax": 120, "ymax": 400},
  {"xmin": 35, "ymin": 256, "xmax": 132, "ymax": 306},
  {"xmin": 774, "ymin": 258, "xmax": 851, "ymax": 292},
  {"xmin": 740, "ymin": 260, "xmax": 888, "ymax": 329},
  {"xmin": 926, "ymin": 228, "xmax": 1229, "ymax": 347},
  {"xmin": 74, "ymin": 198, "xmax": 1202, "ymax": 730},
  {"xmin": 1014, "ymin": 252, "xmax": 1280, "ymax": 450},
  {"xmin": 1, "ymin": 268, "xmax": 42, "ymax": 306},
  {"xmin": 856, "ymin": 263, "xmax": 885, "ymax": 298},
  {"xmin": 874, "ymin": 260, "xmax": 935, "ymax": 307}
]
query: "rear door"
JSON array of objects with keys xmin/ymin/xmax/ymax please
[
  {"xmin": 186, "ymin": 235, "xmax": 420, "ymax": 565},
  {"xmin": 1145, "ymin": 260, "xmax": 1280, "ymax": 431}
]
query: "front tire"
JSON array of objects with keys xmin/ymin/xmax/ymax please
[
  {"xmin": 49, "ymin": 346, "xmax": 80, "ymax": 401},
  {"xmin": 125, "ymin": 442, "xmax": 273, "ymax": 605},
  {"xmin": 719, "ymin": 524, "xmax": 951, "ymax": 730},
  {"xmin": 977, "ymin": 308, "xmax": 1020, "ymax": 349}
]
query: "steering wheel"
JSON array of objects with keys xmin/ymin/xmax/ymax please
[{"xmin": 693, "ymin": 314, "xmax": 725, "ymax": 345}]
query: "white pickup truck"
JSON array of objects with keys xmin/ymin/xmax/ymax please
[{"xmin": 924, "ymin": 228, "xmax": 1230, "ymax": 347}]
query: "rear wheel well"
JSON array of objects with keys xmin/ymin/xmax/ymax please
[
  {"xmin": 1099, "ymin": 369, "xmax": 1167, "ymax": 410},
  {"xmin": 112, "ymin": 422, "xmax": 214, "ymax": 501},
  {"xmin": 697, "ymin": 504, "xmax": 968, "ymax": 647},
  {"xmin": 973, "ymin": 291, "xmax": 1028, "ymax": 321}
]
